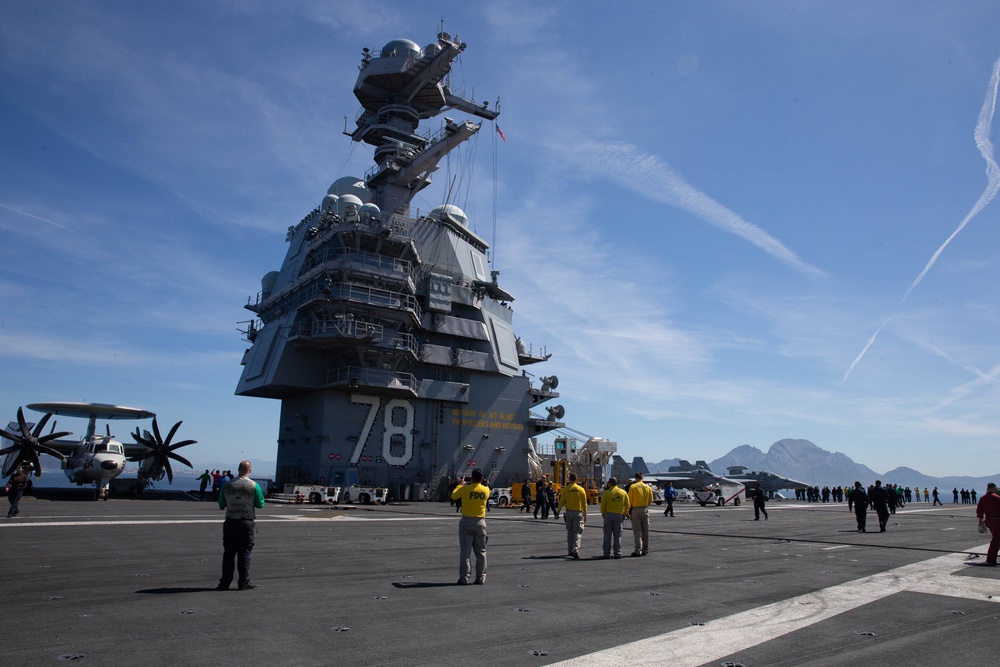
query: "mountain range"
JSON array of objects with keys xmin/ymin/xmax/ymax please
[{"xmin": 648, "ymin": 438, "xmax": 997, "ymax": 491}]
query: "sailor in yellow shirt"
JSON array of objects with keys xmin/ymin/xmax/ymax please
[
  {"xmin": 600, "ymin": 477, "xmax": 630, "ymax": 559},
  {"xmin": 450, "ymin": 468, "xmax": 490, "ymax": 584},
  {"xmin": 627, "ymin": 472, "xmax": 654, "ymax": 556},
  {"xmin": 557, "ymin": 473, "xmax": 588, "ymax": 559}
]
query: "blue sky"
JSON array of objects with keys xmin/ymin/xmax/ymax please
[{"xmin": 2, "ymin": 2, "xmax": 999, "ymax": 477}]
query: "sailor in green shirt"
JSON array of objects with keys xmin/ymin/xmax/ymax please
[
  {"xmin": 217, "ymin": 460, "xmax": 266, "ymax": 590},
  {"xmin": 557, "ymin": 473, "xmax": 588, "ymax": 559},
  {"xmin": 600, "ymin": 477, "xmax": 630, "ymax": 559},
  {"xmin": 450, "ymin": 468, "xmax": 489, "ymax": 584}
]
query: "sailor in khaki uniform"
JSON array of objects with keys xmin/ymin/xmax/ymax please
[
  {"xmin": 600, "ymin": 477, "xmax": 630, "ymax": 558},
  {"xmin": 627, "ymin": 472, "xmax": 654, "ymax": 556}
]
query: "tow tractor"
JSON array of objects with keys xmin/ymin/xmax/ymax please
[
  {"xmin": 490, "ymin": 487, "xmax": 514, "ymax": 506},
  {"xmin": 340, "ymin": 485, "xmax": 388, "ymax": 505},
  {"xmin": 279, "ymin": 484, "xmax": 341, "ymax": 504},
  {"xmin": 692, "ymin": 482, "xmax": 744, "ymax": 507}
]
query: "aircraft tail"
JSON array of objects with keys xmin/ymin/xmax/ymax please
[
  {"xmin": 631, "ymin": 457, "xmax": 650, "ymax": 475},
  {"xmin": 610, "ymin": 455, "xmax": 632, "ymax": 480}
]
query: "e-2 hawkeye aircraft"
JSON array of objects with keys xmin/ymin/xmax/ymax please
[{"xmin": 1, "ymin": 402, "xmax": 196, "ymax": 500}]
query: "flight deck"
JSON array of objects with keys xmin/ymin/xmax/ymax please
[{"xmin": 1, "ymin": 493, "xmax": 995, "ymax": 666}]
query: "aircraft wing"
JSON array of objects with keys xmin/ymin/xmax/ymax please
[
  {"xmin": 726, "ymin": 473, "xmax": 811, "ymax": 492},
  {"xmin": 644, "ymin": 471, "xmax": 737, "ymax": 490},
  {"xmin": 750, "ymin": 476, "xmax": 811, "ymax": 492}
]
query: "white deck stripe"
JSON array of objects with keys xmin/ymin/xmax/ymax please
[
  {"xmin": 549, "ymin": 547, "xmax": 1000, "ymax": 667},
  {"xmin": 0, "ymin": 515, "xmax": 449, "ymax": 527}
]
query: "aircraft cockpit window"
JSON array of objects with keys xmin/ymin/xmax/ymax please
[{"xmin": 110, "ymin": 444, "xmax": 123, "ymax": 454}]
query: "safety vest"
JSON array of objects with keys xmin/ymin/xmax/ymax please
[{"xmin": 223, "ymin": 477, "xmax": 259, "ymax": 520}]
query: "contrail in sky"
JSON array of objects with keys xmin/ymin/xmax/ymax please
[
  {"xmin": 0, "ymin": 202, "xmax": 77, "ymax": 233},
  {"xmin": 844, "ymin": 56, "xmax": 1000, "ymax": 382},
  {"xmin": 842, "ymin": 316, "xmax": 893, "ymax": 382},
  {"xmin": 571, "ymin": 140, "xmax": 827, "ymax": 280}
]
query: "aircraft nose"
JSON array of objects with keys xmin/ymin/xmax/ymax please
[{"xmin": 101, "ymin": 460, "xmax": 119, "ymax": 471}]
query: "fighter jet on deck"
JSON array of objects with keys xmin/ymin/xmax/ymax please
[{"xmin": 722, "ymin": 465, "xmax": 811, "ymax": 493}]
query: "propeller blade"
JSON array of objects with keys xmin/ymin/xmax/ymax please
[
  {"xmin": 164, "ymin": 458, "xmax": 173, "ymax": 484},
  {"xmin": 0, "ymin": 444, "xmax": 18, "ymax": 456},
  {"xmin": 16, "ymin": 407, "xmax": 30, "ymax": 438},
  {"xmin": 163, "ymin": 421, "xmax": 182, "ymax": 446},
  {"xmin": 26, "ymin": 452, "xmax": 43, "ymax": 477},
  {"xmin": 37, "ymin": 431, "xmax": 72, "ymax": 445},
  {"xmin": 151, "ymin": 418, "xmax": 163, "ymax": 445},
  {"xmin": 0, "ymin": 428, "xmax": 19, "ymax": 441},
  {"xmin": 35, "ymin": 443, "xmax": 67, "ymax": 462},
  {"xmin": 168, "ymin": 452, "xmax": 193, "ymax": 469},
  {"xmin": 168, "ymin": 439, "xmax": 197, "ymax": 451},
  {"xmin": 32, "ymin": 412, "xmax": 53, "ymax": 438},
  {"xmin": 2, "ymin": 453, "xmax": 24, "ymax": 478}
]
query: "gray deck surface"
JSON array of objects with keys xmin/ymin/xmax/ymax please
[{"xmin": 1, "ymin": 491, "xmax": 995, "ymax": 666}]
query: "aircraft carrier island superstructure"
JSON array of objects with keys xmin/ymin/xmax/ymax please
[{"xmin": 236, "ymin": 31, "xmax": 563, "ymax": 499}]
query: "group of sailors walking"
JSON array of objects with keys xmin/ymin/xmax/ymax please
[{"xmin": 448, "ymin": 470, "xmax": 1000, "ymax": 585}]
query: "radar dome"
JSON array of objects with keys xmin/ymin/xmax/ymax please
[
  {"xmin": 382, "ymin": 39, "xmax": 421, "ymax": 59},
  {"xmin": 261, "ymin": 271, "xmax": 279, "ymax": 299},
  {"xmin": 430, "ymin": 204, "xmax": 469, "ymax": 228},
  {"xmin": 327, "ymin": 177, "xmax": 371, "ymax": 203},
  {"xmin": 359, "ymin": 203, "xmax": 381, "ymax": 221},
  {"xmin": 336, "ymin": 194, "xmax": 363, "ymax": 217},
  {"xmin": 322, "ymin": 194, "xmax": 339, "ymax": 212}
]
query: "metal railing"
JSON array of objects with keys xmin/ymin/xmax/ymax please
[
  {"xmin": 288, "ymin": 320, "xmax": 418, "ymax": 355},
  {"xmin": 299, "ymin": 249, "xmax": 413, "ymax": 281},
  {"xmin": 324, "ymin": 366, "xmax": 417, "ymax": 392}
]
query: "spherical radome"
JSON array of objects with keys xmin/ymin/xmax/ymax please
[
  {"xmin": 327, "ymin": 177, "xmax": 371, "ymax": 203},
  {"xmin": 336, "ymin": 194, "xmax": 363, "ymax": 217},
  {"xmin": 430, "ymin": 204, "xmax": 468, "ymax": 227},
  {"xmin": 382, "ymin": 39, "xmax": 421, "ymax": 59}
]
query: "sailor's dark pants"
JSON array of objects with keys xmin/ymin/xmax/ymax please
[
  {"xmin": 874, "ymin": 504, "xmax": 889, "ymax": 531},
  {"xmin": 6, "ymin": 487, "xmax": 23, "ymax": 516},
  {"xmin": 854, "ymin": 507, "xmax": 867, "ymax": 531},
  {"xmin": 220, "ymin": 517, "xmax": 255, "ymax": 588}
]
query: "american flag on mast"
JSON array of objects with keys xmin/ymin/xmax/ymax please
[{"xmin": 495, "ymin": 125, "xmax": 507, "ymax": 142}]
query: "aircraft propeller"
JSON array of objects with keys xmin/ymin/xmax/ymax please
[
  {"xmin": 129, "ymin": 418, "xmax": 197, "ymax": 484},
  {"xmin": 0, "ymin": 407, "xmax": 71, "ymax": 478}
]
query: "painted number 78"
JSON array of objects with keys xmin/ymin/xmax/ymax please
[{"xmin": 349, "ymin": 395, "xmax": 414, "ymax": 466}]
